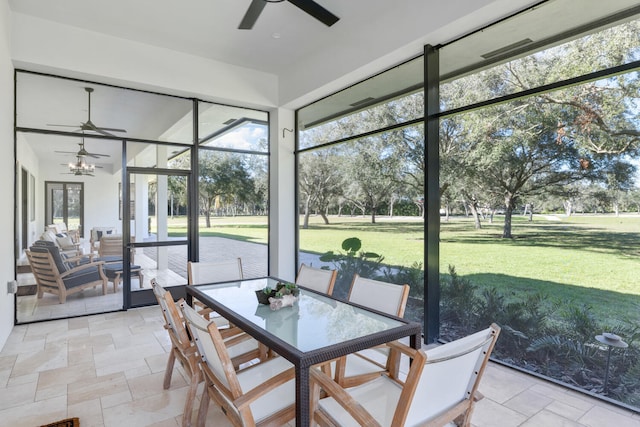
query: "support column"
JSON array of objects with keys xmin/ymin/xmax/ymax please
[
  {"xmin": 157, "ymin": 145, "xmax": 168, "ymax": 270},
  {"xmin": 268, "ymin": 107, "xmax": 296, "ymax": 281}
]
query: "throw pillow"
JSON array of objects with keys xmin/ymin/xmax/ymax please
[{"xmin": 56, "ymin": 235, "xmax": 75, "ymax": 249}]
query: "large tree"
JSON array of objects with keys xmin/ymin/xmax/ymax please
[
  {"xmin": 198, "ymin": 152, "xmax": 253, "ymax": 227},
  {"xmin": 298, "ymin": 149, "xmax": 344, "ymax": 227}
]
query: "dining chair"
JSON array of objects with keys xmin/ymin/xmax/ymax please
[
  {"xmin": 152, "ymin": 279, "xmax": 201, "ymax": 427},
  {"xmin": 187, "ymin": 259, "xmax": 243, "ymax": 321},
  {"xmin": 181, "ymin": 302, "xmax": 297, "ymax": 427},
  {"xmin": 333, "ymin": 274, "xmax": 410, "ymax": 388},
  {"xmin": 310, "ymin": 324, "xmax": 501, "ymax": 427},
  {"xmin": 152, "ymin": 280, "xmax": 265, "ymax": 427},
  {"xmin": 295, "ymin": 264, "xmax": 337, "ymax": 295}
]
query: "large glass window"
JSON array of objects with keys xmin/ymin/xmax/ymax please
[
  {"xmin": 15, "ymin": 72, "xmax": 271, "ymax": 322},
  {"xmin": 297, "ymin": 57, "xmax": 425, "ymax": 326},
  {"xmin": 438, "ymin": 17, "xmax": 640, "ymax": 411}
]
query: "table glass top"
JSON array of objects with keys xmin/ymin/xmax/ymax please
[{"xmin": 193, "ymin": 277, "xmax": 407, "ymax": 352}]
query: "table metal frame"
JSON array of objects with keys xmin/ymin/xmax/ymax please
[{"xmin": 186, "ymin": 277, "xmax": 422, "ymax": 427}]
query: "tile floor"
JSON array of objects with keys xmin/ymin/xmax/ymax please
[{"xmin": 0, "ymin": 306, "xmax": 639, "ymax": 427}]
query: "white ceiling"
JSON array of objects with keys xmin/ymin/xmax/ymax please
[
  {"xmin": 8, "ymin": 0, "xmax": 540, "ymax": 82},
  {"xmin": 10, "ymin": 0, "xmax": 639, "ymax": 175}
]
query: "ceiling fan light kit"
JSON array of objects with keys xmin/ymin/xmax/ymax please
[
  {"xmin": 68, "ymin": 156, "xmax": 96, "ymax": 176},
  {"xmin": 239, "ymin": 0, "xmax": 339, "ymax": 30}
]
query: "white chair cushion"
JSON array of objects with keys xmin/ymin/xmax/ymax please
[
  {"xmin": 319, "ymin": 376, "xmax": 403, "ymax": 427},
  {"xmin": 237, "ymin": 356, "xmax": 296, "ymax": 423}
]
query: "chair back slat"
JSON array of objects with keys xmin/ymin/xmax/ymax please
[
  {"xmin": 29, "ymin": 242, "xmax": 68, "ymax": 274},
  {"xmin": 295, "ymin": 264, "xmax": 337, "ymax": 295},
  {"xmin": 405, "ymin": 325, "xmax": 500, "ymax": 425},
  {"xmin": 181, "ymin": 302, "xmax": 240, "ymax": 395},
  {"xmin": 348, "ymin": 274, "xmax": 410, "ymax": 317},
  {"xmin": 151, "ymin": 281, "xmax": 190, "ymax": 347},
  {"xmin": 188, "ymin": 259, "xmax": 243, "ymax": 285}
]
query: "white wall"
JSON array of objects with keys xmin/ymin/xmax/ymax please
[
  {"xmin": 15, "ymin": 133, "xmax": 39, "ymax": 250},
  {"xmin": 268, "ymin": 108, "xmax": 296, "ymax": 282},
  {"xmin": 10, "ymin": 12, "xmax": 279, "ymax": 109},
  {"xmin": 0, "ymin": 0, "xmax": 15, "ymax": 350}
]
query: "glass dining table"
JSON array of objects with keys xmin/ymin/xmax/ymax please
[{"xmin": 185, "ymin": 276, "xmax": 422, "ymax": 427}]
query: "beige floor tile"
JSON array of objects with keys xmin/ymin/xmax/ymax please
[
  {"xmin": 0, "ymin": 354, "xmax": 17, "ymax": 371},
  {"xmin": 102, "ymin": 386, "xmax": 188, "ymax": 427},
  {"xmin": 68, "ymin": 332, "xmax": 114, "ymax": 352},
  {"xmin": 0, "ymin": 380, "xmax": 38, "ymax": 411},
  {"xmin": 11, "ymin": 342, "xmax": 68, "ymax": 377},
  {"xmin": 530, "ymin": 384, "xmax": 596, "ymax": 412},
  {"xmin": 0, "ymin": 368, "xmax": 10, "ymax": 388},
  {"xmin": 546, "ymin": 399, "xmax": 592, "ymax": 421},
  {"xmin": 472, "ymin": 397, "xmax": 529, "ymax": 427},
  {"xmin": 579, "ymin": 405, "xmax": 640, "ymax": 427},
  {"xmin": 146, "ymin": 352, "xmax": 171, "ymax": 375},
  {"xmin": 38, "ymin": 362, "xmax": 97, "ymax": 389},
  {"xmin": 67, "ymin": 372, "xmax": 129, "ymax": 406},
  {"xmin": 6, "ymin": 371, "xmax": 38, "ymax": 387},
  {"xmin": 100, "ymin": 389, "xmax": 133, "ymax": 409},
  {"xmin": 147, "ymin": 418, "xmax": 181, "ymax": 427},
  {"xmin": 36, "ymin": 381, "xmax": 68, "ymax": 402},
  {"xmin": 0, "ymin": 395, "xmax": 67, "ymax": 426},
  {"xmin": 479, "ymin": 364, "xmax": 534, "ymax": 404},
  {"xmin": 68, "ymin": 397, "xmax": 104, "ymax": 427},
  {"xmin": 128, "ymin": 371, "xmax": 184, "ymax": 401},
  {"xmin": 4, "ymin": 307, "xmax": 640, "ymax": 427},
  {"xmin": 504, "ymin": 388, "xmax": 554, "ymax": 417},
  {"xmin": 521, "ymin": 409, "xmax": 587, "ymax": 426},
  {"xmin": 69, "ymin": 347, "xmax": 96, "ymax": 365}
]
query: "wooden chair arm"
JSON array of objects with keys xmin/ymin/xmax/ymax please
[
  {"xmin": 223, "ymin": 331, "xmax": 255, "ymax": 347},
  {"xmin": 234, "ymin": 367, "xmax": 296, "ymax": 410},
  {"xmin": 310, "ymin": 368, "xmax": 382, "ymax": 427},
  {"xmin": 386, "ymin": 340, "xmax": 421, "ymax": 358},
  {"xmin": 60, "ymin": 261, "xmax": 105, "ymax": 278}
]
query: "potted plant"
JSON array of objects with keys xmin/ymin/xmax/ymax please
[{"xmin": 256, "ymin": 282, "xmax": 299, "ymax": 306}]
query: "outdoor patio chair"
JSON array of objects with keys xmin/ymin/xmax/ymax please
[
  {"xmin": 152, "ymin": 280, "xmax": 263, "ymax": 427},
  {"xmin": 310, "ymin": 324, "xmax": 501, "ymax": 427},
  {"xmin": 181, "ymin": 302, "xmax": 296, "ymax": 427},
  {"xmin": 26, "ymin": 243, "xmax": 107, "ymax": 303},
  {"xmin": 187, "ymin": 258, "xmax": 243, "ymax": 322},
  {"xmin": 295, "ymin": 264, "xmax": 337, "ymax": 296},
  {"xmin": 89, "ymin": 226, "xmax": 117, "ymax": 253},
  {"xmin": 334, "ymin": 274, "xmax": 410, "ymax": 388}
]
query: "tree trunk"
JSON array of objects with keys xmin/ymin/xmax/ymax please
[
  {"xmin": 469, "ymin": 200, "xmax": 482, "ymax": 229},
  {"xmin": 302, "ymin": 195, "xmax": 310, "ymax": 229},
  {"xmin": 503, "ymin": 195, "xmax": 515, "ymax": 238},
  {"xmin": 320, "ymin": 212, "xmax": 330, "ymax": 224},
  {"xmin": 564, "ymin": 200, "xmax": 573, "ymax": 216}
]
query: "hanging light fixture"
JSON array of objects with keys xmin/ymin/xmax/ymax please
[{"xmin": 68, "ymin": 155, "xmax": 96, "ymax": 176}]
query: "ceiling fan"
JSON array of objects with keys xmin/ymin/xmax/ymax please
[
  {"xmin": 55, "ymin": 137, "xmax": 111, "ymax": 159},
  {"xmin": 239, "ymin": 0, "xmax": 339, "ymax": 30},
  {"xmin": 48, "ymin": 87, "xmax": 127, "ymax": 137}
]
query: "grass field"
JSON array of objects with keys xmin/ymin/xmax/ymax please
[{"xmin": 168, "ymin": 213, "xmax": 640, "ymax": 322}]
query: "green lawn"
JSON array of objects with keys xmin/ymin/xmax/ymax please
[{"xmin": 167, "ymin": 213, "xmax": 640, "ymax": 322}]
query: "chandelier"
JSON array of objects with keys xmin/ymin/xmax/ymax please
[{"xmin": 68, "ymin": 156, "xmax": 95, "ymax": 176}]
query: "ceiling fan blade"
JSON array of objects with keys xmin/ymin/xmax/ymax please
[
  {"xmin": 239, "ymin": 0, "xmax": 267, "ymax": 29},
  {"xmin": 80, "ymin": 121, "xmax": 117, "ymax": 137},
  {"xmin": 47, "ymin": 124, "xmax": 81, "ymax": 128},
  {"xmin": 94, "ymin": 126, "xmax": 127, "ymax": 133},
  {"xmin": 287, "ymin": 0, "xmax": 339, "ymax": 27}
]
